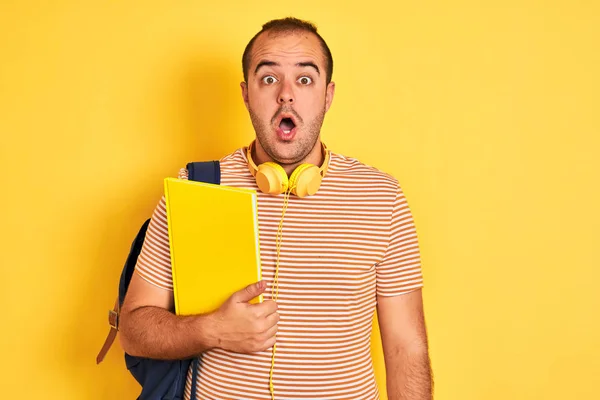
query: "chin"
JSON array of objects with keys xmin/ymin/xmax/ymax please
[
  {"xmin": 270, "ymin": 149, "xmax": 298, "ymax": 164},
  {"xmin": 269, "ymin": 144, "xmax": 302, "ymax": 163}
]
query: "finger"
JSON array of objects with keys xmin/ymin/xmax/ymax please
[
  {"xmin": 233, "ymin": 280, "xmax": 266, "ymax": 303},
  {"xmin": 263, "ymin": 310, "xmax": 280, "ymax": 329},
  {"xmin": 251, "ymin": 299, "xmax": 278, "ymax": 317},
  {"xmin": 260, "ymin": 320, "xmax": 279, "ymax": 338},
  {"xmin": 261, "ymin": 336, "xmax": 277, "ymax": 351}
]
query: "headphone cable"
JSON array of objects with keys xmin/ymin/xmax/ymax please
[{"xmin": 269, "ymin": 186, "xmax": 292, "ymax": 400}]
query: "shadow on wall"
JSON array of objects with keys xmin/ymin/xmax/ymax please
[{"xmin": 62, "ymin": 51, "xmax": 245, "ymax": 398}]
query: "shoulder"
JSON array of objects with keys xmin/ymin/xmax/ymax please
[{"xmin": 327, "ymin": 151, "xmax": 399, "ymax": 191}]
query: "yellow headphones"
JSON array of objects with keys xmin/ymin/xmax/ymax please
[{"xmin": 246, "ymin": 141, "xmax": 330, "ymax": 198}]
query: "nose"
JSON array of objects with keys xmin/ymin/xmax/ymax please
[{"xmin": 278, "ymin": 81, "xmax": 294, "ymax": 104}]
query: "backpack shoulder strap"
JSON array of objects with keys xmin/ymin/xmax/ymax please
[{"xmin": 186, "ymin": 160, "xmax": 220, "ymax": 184}]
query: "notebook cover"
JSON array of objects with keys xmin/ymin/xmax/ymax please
[{"xmin": 164, "ymin": 177, "xmax": 262, "ymax": 316}]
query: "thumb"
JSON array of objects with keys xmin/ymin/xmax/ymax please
[{"xmin": 234, "ymin": 280, "xmax": 266, "ymax": 303}]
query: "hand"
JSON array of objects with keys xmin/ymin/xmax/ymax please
[{"xmin": 209, "ymin": 280, "xmax": 279, "ymax": 353}]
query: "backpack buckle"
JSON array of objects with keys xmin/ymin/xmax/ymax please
[{"xmin": 108, "ymin": 309, "xmax": 119, "ymax": 330}]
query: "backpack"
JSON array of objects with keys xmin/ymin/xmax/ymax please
[{"xmin": 96, "ymin": 161, "xmax": 221, "ymax": 400}]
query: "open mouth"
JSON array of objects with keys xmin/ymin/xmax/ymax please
[{"xmin": 279, "ymin": 117, "xmax": 296, "ymax": 134}]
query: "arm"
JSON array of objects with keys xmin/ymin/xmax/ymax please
[
  {"xmin": 119, "ymin": 274, "xmax": 279, "ymax": 359},
  {"xmin": 120, "ymin": 194, "xmax": 279, "ymax": 360},
  {"xmin": 377, "ymin": 289, "xmax": 433, "ymax": 400}
]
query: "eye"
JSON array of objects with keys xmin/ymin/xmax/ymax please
[
  {"xmin": 262, "ymin": 75, "xmax": 278, "ymax": 85},
  {"xmin": 298, "ymin": 76, "xmax": 313, "ymax": 85}
]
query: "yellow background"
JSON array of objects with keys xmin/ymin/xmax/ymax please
[{"xmin": 1, "ymin": 1, "xmax": 598, "ymax": 399}]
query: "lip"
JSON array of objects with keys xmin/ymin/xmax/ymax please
[
  {"xmin": 274, "ymin": 112, "xmax": 299, "ymax": 141},
  {"xmin": 275, "ymin": 112, "xmax": 298, "ymax": 128},
  {"xmin": 276, "ymin": 126, "xmax": 297, "ymax": 141}
]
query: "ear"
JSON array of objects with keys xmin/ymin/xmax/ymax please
[
  {"xmin": 325, "ymin": 81, "xmax": 335, "ymax": 113},
  {"xmin": 240, "ymin": 81, "xmax": 249, "ymax": 110}
]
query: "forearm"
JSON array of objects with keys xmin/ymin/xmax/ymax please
[
  {"xmin": 119, "ymin": 305, "xmax": 216, "ymax": 360},
  {"xmin": 386, "ymin": 345, "xmax": 433, "ymax": 400}
]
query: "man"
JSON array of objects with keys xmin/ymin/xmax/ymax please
[{"xmin": 119, "ymin": 17, "xmax": 432, "ymax": 400}]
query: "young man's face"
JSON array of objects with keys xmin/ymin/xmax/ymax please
[{"xmin": 241, "ymin": 31, "xmax": 335, "ymax": 167}]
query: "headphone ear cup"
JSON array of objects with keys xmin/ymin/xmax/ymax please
[
  {"xmin": 256, "ymin": 162, "xmax": 289, "ymax": 195},
  {"xmin": 289, "ymin": 164, "xmax": 322, "ymax": 198}
]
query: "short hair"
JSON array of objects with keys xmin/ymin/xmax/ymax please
[{"xmin": 242, "ymin": 17, "xmax": 334, "ymax": 84}]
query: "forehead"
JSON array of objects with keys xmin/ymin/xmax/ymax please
[{"xmin": 250, "ymin": 31, "xmax": 325, "ymax": 70}]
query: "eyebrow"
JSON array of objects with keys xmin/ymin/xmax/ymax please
[
  {"xmin": 254, "ymin": 60, "xmax": 321, "ymax": 75},
  {"xmin": 297, "ymin": 62, "xmax": 320, "ymax": 75}
]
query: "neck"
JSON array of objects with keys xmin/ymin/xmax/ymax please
[{"xmin": 252, "ymin": 140, "xmax": 324, "ymax": 176}]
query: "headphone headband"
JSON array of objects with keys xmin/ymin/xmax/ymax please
[
  {"xmin": 246, "ymin": 140, "xmax": 330, "ymax": 178},
  {"xmin": 246, "ymin": 141, "xmax": 330, "ymax": 197}
]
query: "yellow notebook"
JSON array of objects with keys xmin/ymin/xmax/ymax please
[{"xmin": 163, "ymin": 177, "xmax": 262, "ymax": 316}]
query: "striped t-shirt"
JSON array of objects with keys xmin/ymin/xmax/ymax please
[{"xmin": 135, "ymin": 146, "xmax": 424, "ymax": 400}]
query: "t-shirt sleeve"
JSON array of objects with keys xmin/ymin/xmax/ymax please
[
  {"xmin": 134, "ymin": 168, "xmax": 189, "ymax": 291},
  {"xmin": 376, "ymin": 184, "xmax": 424, "ymax": 296},
  {"xmin": 134, "ymin": 196, "xmax": 174, "ymax": 291}
]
